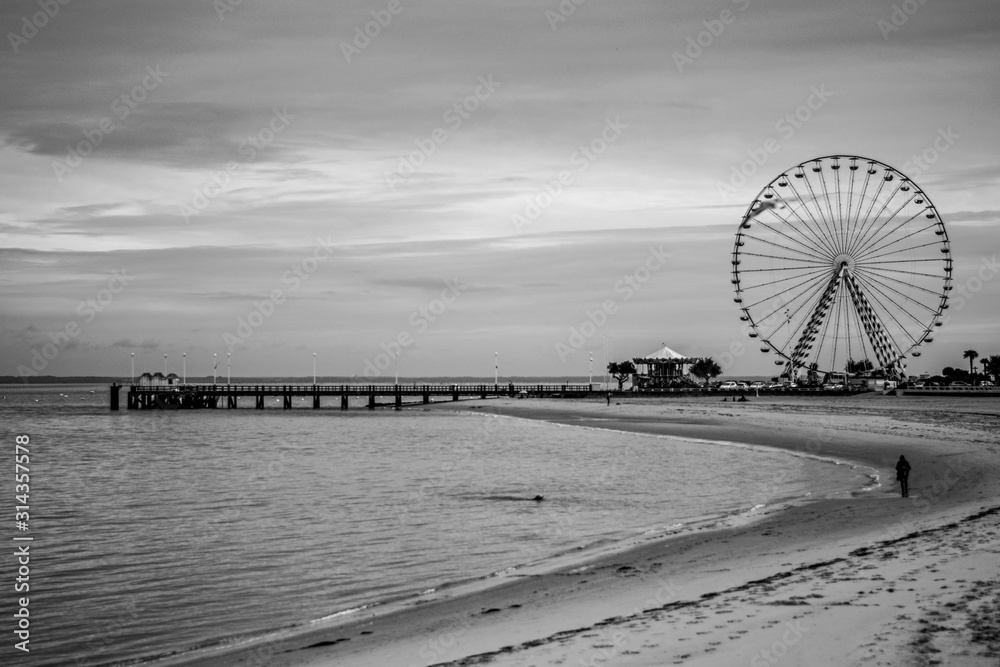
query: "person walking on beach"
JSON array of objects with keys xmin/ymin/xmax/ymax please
[{"xmin": 896, "ymin": 455, "xmax": 911, "ymax": 498}]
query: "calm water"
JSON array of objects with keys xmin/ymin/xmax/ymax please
[{"xmin": 0, "ymin": 384, "xmax": 873, "ymax": 667}]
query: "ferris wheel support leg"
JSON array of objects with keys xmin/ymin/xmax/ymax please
[
  {"xmin": 844, "ymin": 274, "xmax": 903, "ymax": 380},
  {"xmin": 786, "ymin": 271, "xmax": 842, "ymax": 375}
]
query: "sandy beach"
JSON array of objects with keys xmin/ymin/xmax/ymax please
[{"xmin": 178, "ymin": 394, "xmax": 1000, "ymax": 667}]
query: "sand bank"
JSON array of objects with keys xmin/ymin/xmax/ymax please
[{"xmin": 176, "ymin": 394, "xmax": 1000, "ymax": 667}]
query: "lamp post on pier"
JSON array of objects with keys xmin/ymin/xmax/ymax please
[
  {"xmin": 213, "ymin": 353, "xmax": 217, "ymax": 384},
  {"xmin": 394, "ymin": 351, "xmax": 399, "ymax": 386},
  {"xmin": 227, "ymin": 352, "xmax": 231, "ymax": 385},
  {"xmin": 182, "ymin": 353, "xmax": 186, "ymax": 385},
  {"xmin": 164, "ymin": 353, "xmax": 168, "ymax": 375},
  {"xmin": 495, "ymin": 351, "xmax": 498, "ymax": 386},
  {"xmin": 589, "ymin": 352, "xmax": 593, "ymax": 385},
  {"xmin": 313, "ymin": 352, "xmax": 317, "ymax": 386},
  {"xmin": 131, "ymin": 352, "xmax": 134, "ymax": 384}
]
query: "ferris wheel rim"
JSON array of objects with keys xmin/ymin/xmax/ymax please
[{"xmin": 731, "ymin": 154, "xmax": 951, "ymax": 378}]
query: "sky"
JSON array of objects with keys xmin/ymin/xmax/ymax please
[{"xmin": 1, "ymin": 0, "xmax": 998, "ymax": 380}]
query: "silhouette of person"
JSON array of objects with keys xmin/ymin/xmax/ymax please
[
  {"xmin": 606, "ymin": 392, "xmax": 611, "ymax": 406},
  {"xmin": 895, "ymin": 455, "xmax": 911, "ymax": 498}
]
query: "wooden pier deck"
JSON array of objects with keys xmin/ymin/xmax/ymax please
[{"xmin": 109, "ymin": 383, "xmax": 594, "ymax": 410}]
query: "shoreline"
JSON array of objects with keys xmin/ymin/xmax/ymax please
[{"xmin": 163, "ymin": 395, "xmax": 1000, "ymax": 666}]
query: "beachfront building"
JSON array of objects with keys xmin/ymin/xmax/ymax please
[
  {"xmin": 631, "ymin": 345, "xmax": 699, "ymax": 389},
  {"xmin": 136, "ymin": 372, "xmax": 181, "ymax": 386}
]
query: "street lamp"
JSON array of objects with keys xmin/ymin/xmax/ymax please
[
  {"xmin": 394, "ymin": 351, "xmax": 399, "ymax": 385},
  {"xmin": 589, "ymin": 352, "xmax": 593, "ymax": 385},
  {"xmin": 182, "ymin": 352, "xmax": 186, "ymax": 384},
  {"xmin": 164, "ymin": 353, "xmax": 168, "ymax": 375},
  {"xmin": 227, "ymin": 352, "xmax": 231, "ymax": 385},
  {"xmin": 130, "ymin": 352, "xmax": 135, "ymax": 384},
  {"xmin": 213, "ymin": 353, "xmax": 217, "ymax": 384},
  {"xmin": 495, "ymin": 351, "xmax": 498, "ymax": 385},
  {"xmin": 313, "ymin": 352, "xmax": 317, "ymax": 385}
]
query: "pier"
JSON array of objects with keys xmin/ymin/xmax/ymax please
[{"xmin": 109, "ymin": 382, "xmax": 593, "ymax": 411}]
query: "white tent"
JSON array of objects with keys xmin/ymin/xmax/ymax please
[{"xmin": 639, "ymin": 345, "xmax": 689, "ymax": 360}]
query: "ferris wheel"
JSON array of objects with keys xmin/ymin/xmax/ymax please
[{"xmin": 731, "ymin": 155, "xmax": 952, "ymax": 381}]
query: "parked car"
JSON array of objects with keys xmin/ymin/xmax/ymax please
[
  {"xmin": 767, "ymin": 383, "xmax": 785, "ymax": 389},
  {"xmin": 821, "ymin": 383, "xmax": 845, "ymax": 390},
  {"xmin": 718, "ymin": 381, "xmax": 739, "ymax": 390},
  {"xmin": 748, "ymin": 381, "xmax": 765, "ymax": 389},
  {"xmin": 949, "ymin": 381, "xmax": 970, "ymax": 387}
]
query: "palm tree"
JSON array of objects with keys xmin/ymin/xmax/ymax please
[
  {"xmin": 689, "ymin": 357, "xmax": 722, "ymax": 387},
  {"xmin": 983, "ymin": 355, "xmax": 1000, "ymax": 384},
  {"xmin": 963, "ymin": 349, "xmax": 979, "ymax": 377}
]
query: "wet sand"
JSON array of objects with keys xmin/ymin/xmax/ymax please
[{"xmin": 175, "ymin": 394, "xmax": 1000, "ymax": 667}]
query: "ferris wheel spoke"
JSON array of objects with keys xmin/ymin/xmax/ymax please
[
  {"xmin": 739, "ymin": 232, "xmax": 834, "ymax": 263},
  {"xmin": 738, "ymin": 265, "xmax": 835, "ymax": 274},
  {"xmin": 781, "ymin": 179, "xmax": 843, "ymax": 258},
  {"xmin": 845, "ymin": 166, "xmax": 890, "ymax": 254},
  {"xmin": 756, "ymin": 201, "xmax": 838, "ymax": 260},
  {"xmin": 799, "ymin": 170, "xmax": 842, "ymax": 256},
  {"xmin": 857, "ymin": 239, "xmax": 943, "ymax": 265},
  {"xmin": 851, "ymin": 206, "xmax": 923, "ymax": 260},
  {"xmin": 814, "ymin": 282, "xmax": 842, "ymax": 370},
  {"xmin": 855, "ymin": 256, "xmax": 943, "ymax": 267},
  {"xmin": 738, "ymin": 266, "xmax": 828, "ymax": 294},
  {"xmin": 743, "ymin": 268, "xmax": 832, "ymax": 313},
  {"xmin": 736, "ymin": 251, "xmax": 830, "ymax": 266},
  {"xmin": 786, "ymin": 272, "xmax": 842, "ymax": 370},
  {"xmin": 851, "ymin": 269, "xmax": 938, "ymax": 319},
  {"xmin": 854, "ymin": 219, "xmax": 937, "ymax": 263},
  {"xmin": 853, "ymin": 265, "xmax": 945, "ymax": 298},
  {"xmin": 816, "ymin": 167, "xmax": 844, "ymax": 255},
  {"xmin": 849, "ymin": 272, "xmax": 922, "ymax": 346},
  {"xmin": 847, "ymin": 180, "xmax": 907, "ymax": 258},
  {"xmin": 834, "ymin": 165, "xmax": 847, "ymax": 254},
  {"xmin": 861, "ymin": 265, "xmax": 947, "ymax": 280},
  {"xmin": 772, "ymin": 274, "xmax": 838, "ymax": 355}
]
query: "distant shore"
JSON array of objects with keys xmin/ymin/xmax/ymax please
[{"xmin": 170, "ymin": 394, "xmax": 1000, "ymax": 667}]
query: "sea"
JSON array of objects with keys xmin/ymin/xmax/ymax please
[{"xmin": 0, "ymin": 383, "xmax": 877, "ymax": 667}]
